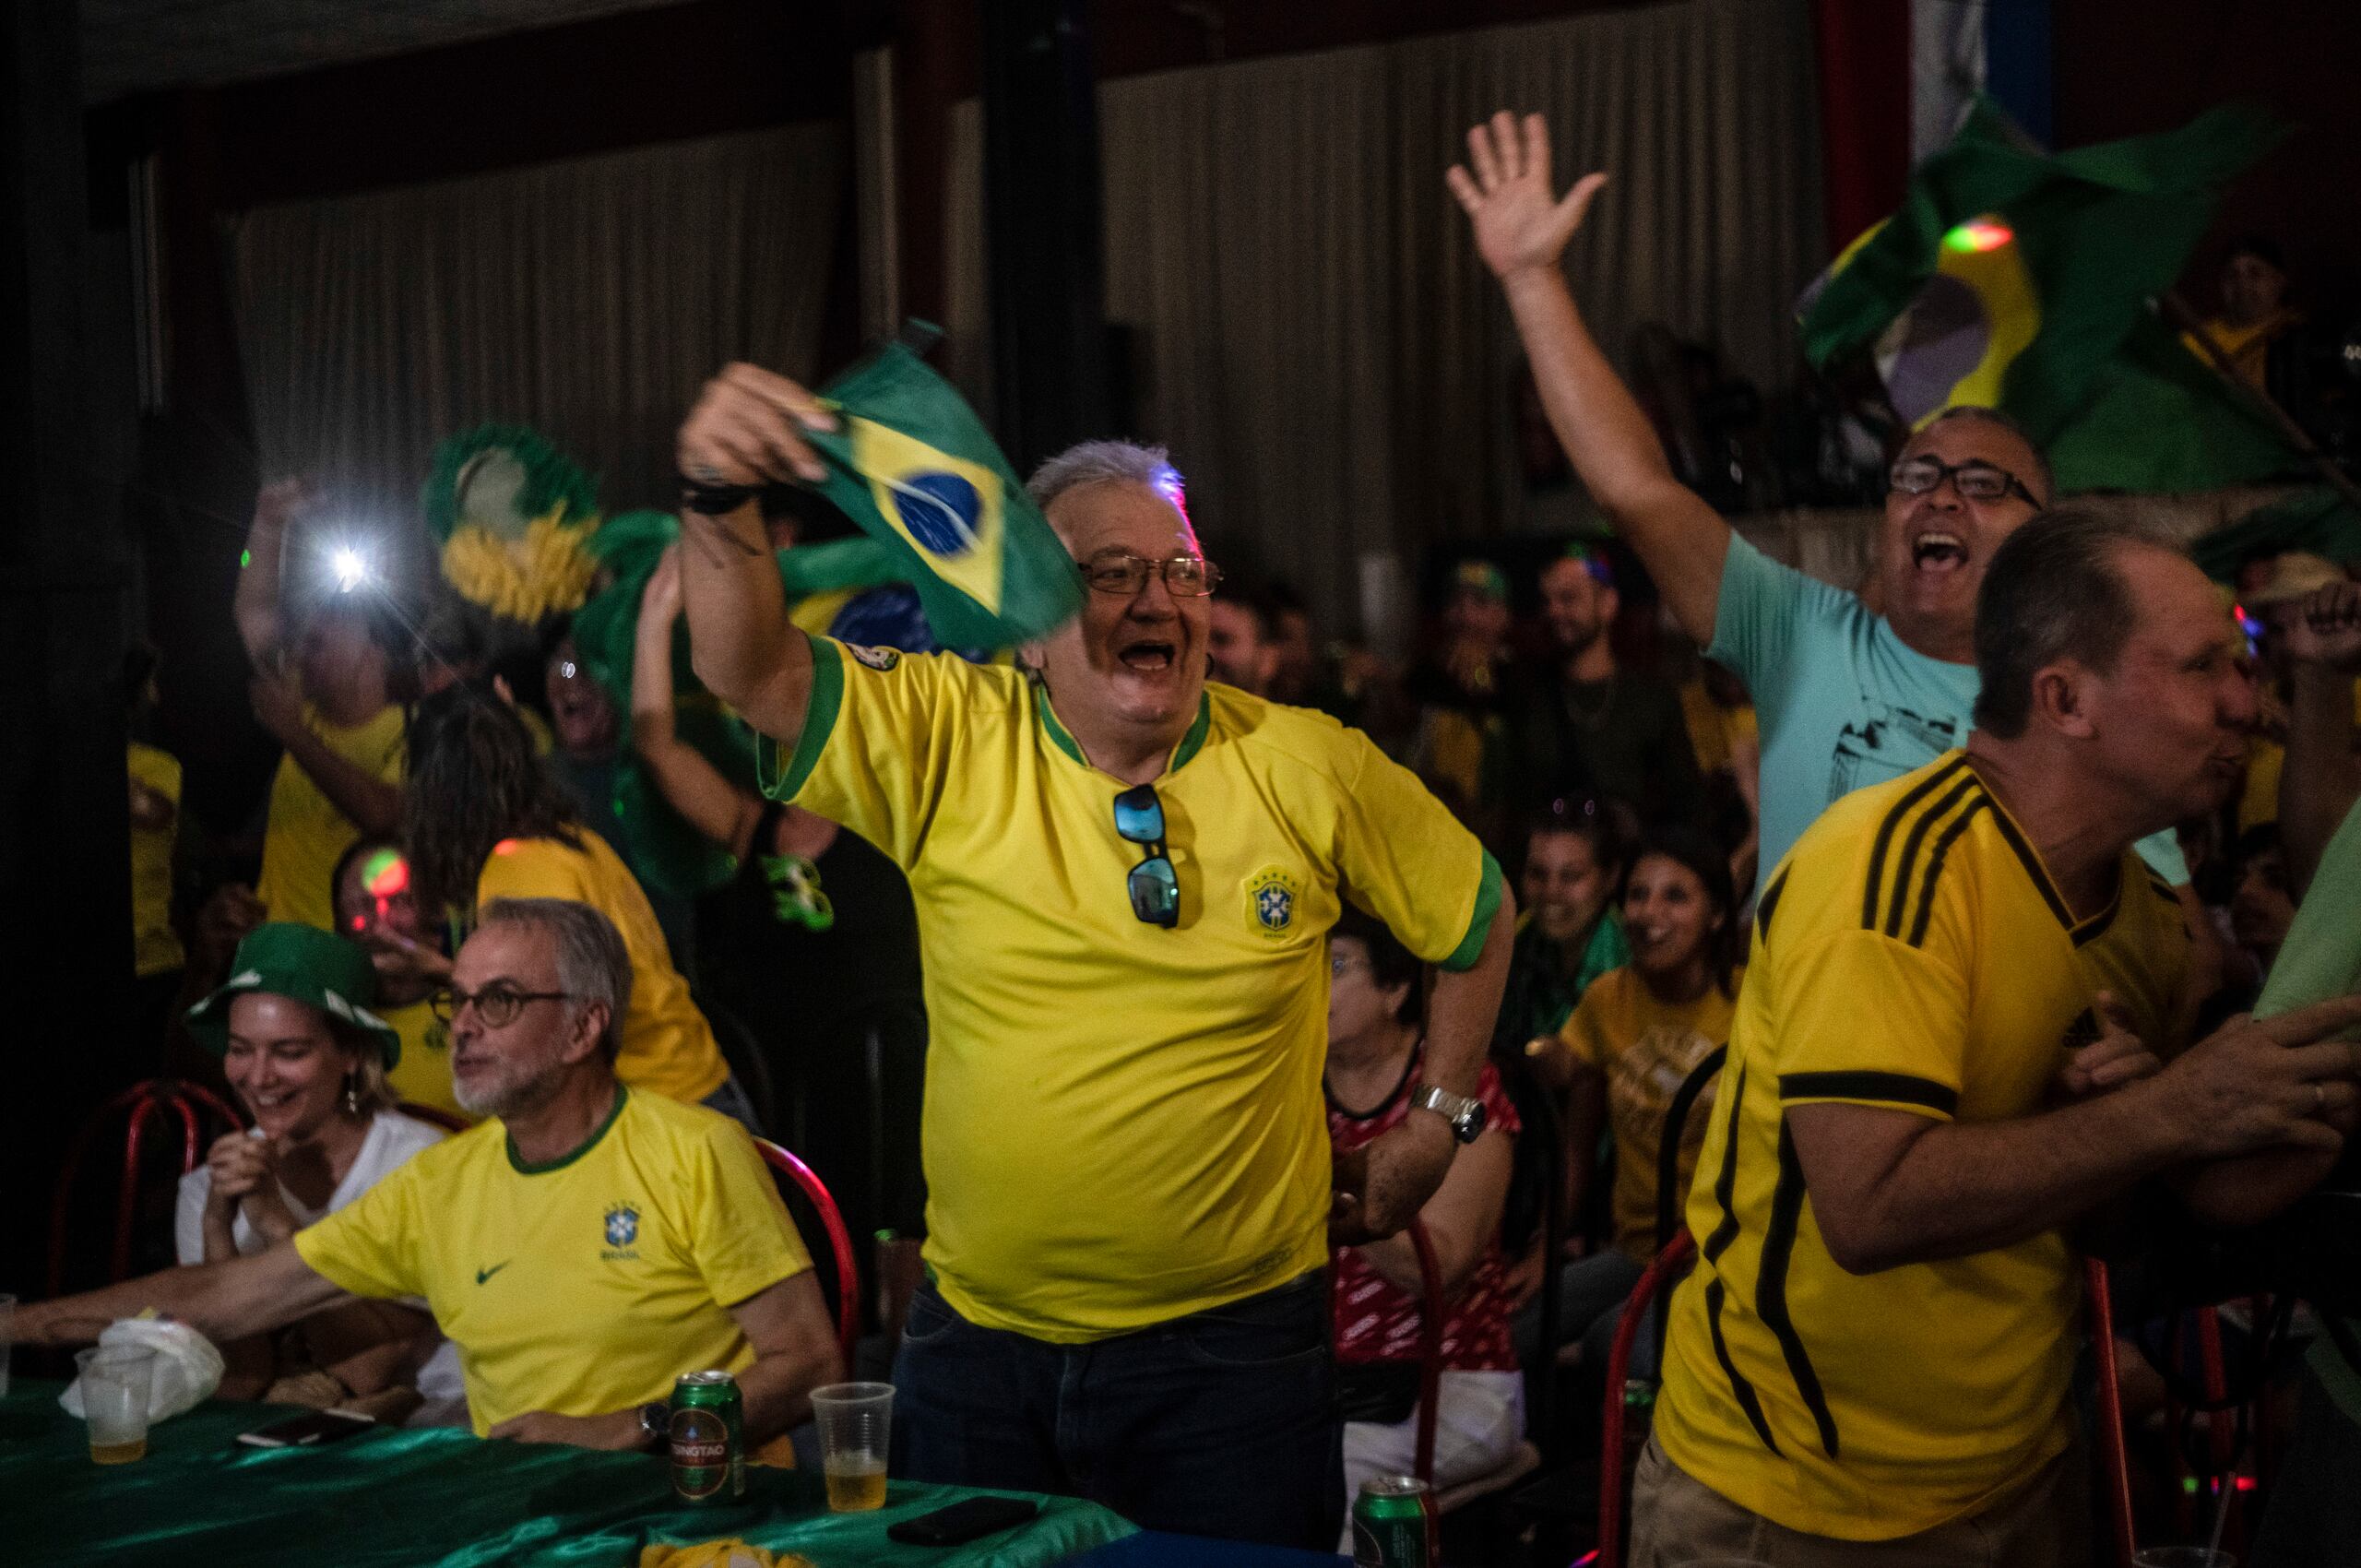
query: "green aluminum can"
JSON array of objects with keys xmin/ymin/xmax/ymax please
[
  {"xmin": 1351, "ymin": 1474, "xmax": 1436, "ymax": 1567},
  {"xmin": 669, "ymin": 1370, "xmax": 745, "ymax": 1503}
]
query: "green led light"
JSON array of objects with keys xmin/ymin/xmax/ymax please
[{"xmin": 240, "ymin": 549, "xmax": 252, "ymax": 568}]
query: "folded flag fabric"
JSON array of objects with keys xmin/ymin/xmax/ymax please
[
  {"xmin": 2189, "ymin": 487, "xmax": 2361, "ymax": 585},
  {"xmin": 805, "ymin": 344, "xmax": 1084, "ymax": 649},
  {"xmin": 1798, "ymin": 98, "xmax": 2296, "ymax": 493}
]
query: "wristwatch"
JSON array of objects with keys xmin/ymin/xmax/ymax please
[
  {"xmin": 1411, "ymin": 1085, "xmax": 1488, "ymax": 1145},
  {"xmin": 636, "ymin": 1401, "xmax": 670, "ymax": 1450}
]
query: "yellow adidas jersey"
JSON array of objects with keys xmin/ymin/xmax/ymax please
[
  {"xmin": 764, "ymin": 636, "xmax": 1499, "ymax": 1343},
  {"xmin": 1655, "ymin": 752, "xmax": 2188, "ymax": 1539},
  {"xmin": 256, "ymin": 703, "xmax": 406, "ymax": 931},
  {"xmin": 294, "ymin": 1087, "xmax": 809, "ymax": 1441},
  {"xmin": 475, "ymin": 833, "xmax": 730, "ymax": 1104}
]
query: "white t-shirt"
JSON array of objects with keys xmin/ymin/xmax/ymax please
[{"xmin": 176, "ymin": 1109, "xmax": 463, "ymax": 1406}]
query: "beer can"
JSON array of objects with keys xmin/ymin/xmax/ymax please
[
  {"xmin": 1351, "ymin": 1474, "xmax": 1436, "ymax": 1567},
  {"xmin": 670, "ymin": 1370, "xmax": 745, "ymax": 1503}
]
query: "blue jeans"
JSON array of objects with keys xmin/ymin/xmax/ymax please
[{"xmin": 893, "ymin": 1271, "xmax": 1344, "ymax": 1550}]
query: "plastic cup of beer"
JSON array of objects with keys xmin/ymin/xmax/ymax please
[
  {"xmin": 809, "ymin": 1381, "xmax": 894, "ymax": 1511},
  {"xmin": 76, "ymin": 1346, "xmax": 156, "ymax": 1465},
  {"xmin": 2133, "ymin": 1551, "xmax": 2234, "ymax": 1568}
]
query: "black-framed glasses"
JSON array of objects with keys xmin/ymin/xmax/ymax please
[
  {"xmin": 1888, "ymin": 454, "xmax": 2039, "ymax": 507},
  {"xmin": 1113, "ymin": 783, "xmax": 1179, "ymax": 928},
  {"xmin": 1077, "ymin": 553, "xmax": 1223, "ymax": 598},
  {"xmin": 430, "ymin": 984, "xmax": 573, "ymax": 1029}
]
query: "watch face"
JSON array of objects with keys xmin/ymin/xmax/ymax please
[{"xmin": 1455, "ymin": 1101, "xmax": 1489, "ymax": 1142}]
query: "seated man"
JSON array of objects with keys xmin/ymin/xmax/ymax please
[
  {"xmin": 20, "ymin": 897, "xmax": 843, "ymax": 1455},
  {"xmin": 1635, "ymin": 510, "xmax": 2361, "ymax": 1559}
]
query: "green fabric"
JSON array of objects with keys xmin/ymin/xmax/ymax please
[
  {"xmin": 2252, "ymin": 800, "xmax": 2361, "ymax": 1420},
  {"xmin": 186, "ymin": 923, "xmax": 401, "ymax": 1067},
  {"xmin": 1797, "ymin": 97, "xmax": 2296, "ymax": 492},
  {"xmin": 1, "ymin": 1383, "xmax": 1133, "ymax": 1568},
  {"xmin": 755, "ymin": 636, "xmax": 846, "ymax": 804},
  {"xmin": 421, "ymin": 426, "xmax": 600, "ymax": 546},
  {"xmin": 1441, "ymin": 852, "xmax": 1506, "ymax": 973},
  {"xmin": 804, "ymin": 343, "xmax": 1085, "ymax": 650},
  {"xmin": 2190, "ymin": 487, "xmax": 2361, "ymax": 584}
]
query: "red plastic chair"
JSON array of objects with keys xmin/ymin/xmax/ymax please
[
  {"xmin": 396, "ymin": 1101, "xmax": 473, "ymax": 1134},
  {"xmin": 755, "ymin": 1138, "xmax": 860, "ymax": 1364},
  {"xmin": 49, "ymin": 1079, "xmax": 245, "ymax": 1292}
]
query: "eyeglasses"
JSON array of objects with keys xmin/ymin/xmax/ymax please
[
  {"xmin": 430, "ymin": 984, "xmax": 573, "ymax": 1029},
  {"xmin": 1888, "ymin": 455, "xmax": 2039, "ymax": 507},
  {"xmin": 1113, "ymin": 783, "xmax": 1179, "ymax": 928},
  {"xmin": 1077, "ymin": 553, "xmax": 1223, "ymax": 598}
]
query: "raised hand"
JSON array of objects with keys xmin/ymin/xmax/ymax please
[
  {"xmin": 677, "ymin": 363, "xmax": 838, "ymax": 490},
  {"xmin": 1446, "ymin": 111, "xmax": 1609, "ymax": 283},
  {"xmin": 2280, "ymin": 580, "xmax": 2361, "ymax": 673},
  {"xmin": 640, "ymin": 545, "xmax": 685, "ymax": 625},
  {"xmin": 2055, "ymin": 991, "xmax": 2162, "ymax": 1099}
]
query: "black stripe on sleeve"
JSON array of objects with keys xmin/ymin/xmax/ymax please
[
  {"xmin": 1755, "ymin": 869, "xmax": 1790, "ymax": 950},
  {"xmin": 1758, "ymin": 1121, "xmax": 1841, "ymax": 1459},
  {"xmin": 1701, "ymin": 1066, "xmax": 1750, "ymax": 1264},
  {"xmin": 1880, "ymin": 773, "xmax": 1980, "ymax": 937},
  {"xmin": 1859, "ymin": 756, "xmax": 1971, "ymax": 931},
  {"xmin": 1904, "ymin": 797, "xmax": 1988, "ymax": 949},
  {"xmin": 1778, "ymin": 1071, "xmax": 1958, "ymax": 1116},
  {"xmin": 1705, "ymin": 1277, "xmax": 1782, "ymax": 1456}
]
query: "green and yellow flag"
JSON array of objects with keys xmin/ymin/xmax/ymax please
[
  {"xmin": 807, "ymin": 343, "xmax": 1084, "ymax": 648},
  {"xmin": 1798, "ymin": 99, "xmax": 2296, "ymax": 493}
]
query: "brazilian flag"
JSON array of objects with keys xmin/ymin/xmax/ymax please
[
  {"xmin": 806, "ymin": 343, "xmax": 1084, "ymax": 648},
  {"xmin": 1798, "ymin": 99, "xmax": 2296, "ymax": 493}
]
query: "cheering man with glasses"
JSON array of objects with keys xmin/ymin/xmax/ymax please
[
  {"xmin": 18, "ymin": 897, "xmax": 845, "ymax": 1455},
  {"xmin": 1451, "ymin": 112, "xmax": 2196, "ymax": 900},
  {"xmin": 673, "ymin": 368, "xmax": 1515, "ymax": 1549}
]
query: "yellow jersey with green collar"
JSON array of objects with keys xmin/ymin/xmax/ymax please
[
  {"xmin": 293, "ymin": 1087, "xmax": 810, "ymax": 1444},
  {"xmin": 256, "ymin": 702, "xmax": 406, "ymax": 931},
  {"xmin": 1655, "ymin": 752, "xmax": 2188, "ymax": 1539},
  {"xmin": 762, "ymin": 636, "xmax": 1501, "ymax": 1343}
]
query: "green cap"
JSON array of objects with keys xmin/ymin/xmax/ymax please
[{"xmin": 186, "ymin": 923, "xmax": 402, "ymax": 1068}]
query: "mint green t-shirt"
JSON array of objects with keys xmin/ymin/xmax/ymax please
[{"xmin": 1708, "ymin": 534, "xmax": 2189, "ymax": 885}]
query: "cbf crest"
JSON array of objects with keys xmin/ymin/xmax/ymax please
[
  {"xmin": 601, "ymin": 1204, "xmax": 641, "ymax": 1260},
  {"xmin": 1245, "ymin": 867, "xmax": 1302, "ymax": 938}
]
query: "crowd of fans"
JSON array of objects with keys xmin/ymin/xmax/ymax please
[{"xmin": 22, "ymin": 107, "xmax": 2361, "ymax": 1565}]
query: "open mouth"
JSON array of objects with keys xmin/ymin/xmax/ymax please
[
  {"xmin": 1117, "ymin": 639, "xmax": 1178, "ymax": 674},
  {"xmin": 1912, "ymin": 531, "xmax": 1970, "ymax": 573}
]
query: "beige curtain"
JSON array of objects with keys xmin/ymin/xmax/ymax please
[
  {"xmin": 946, "ymin": 0, "xmax": 1822, "ymax": 628},
  {"xmin": 230, "ymin": 123, "xmax": 846, "ymax": 545}
]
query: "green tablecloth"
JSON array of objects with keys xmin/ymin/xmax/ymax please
[{"xmin": 1, "ymin": 1383, "xmax": 1133, "ymax": 1568}]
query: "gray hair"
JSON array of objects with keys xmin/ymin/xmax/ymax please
[
  {"xmin": 1917, "ymin": 405, "xmax": 2055, "ymax": 505},
  {"xmin": 477, "ymin": 897, "xmax": 633, "ymax": 1063},
  {"xmin": 1972, "ymin": 506, "xmax": 2178, "ymax": 740},
  {"xmin": 1025, "ymin": 440, "xmax": 1187, "ymax": 515}
]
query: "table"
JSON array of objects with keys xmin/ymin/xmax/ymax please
[
  {"xmin": 2, "ymin": 1383, "xmax": 1133, "ymax": 1568},
  {"xmin": 1066, "ymin": 1533, "xmax": 1348, "ymax": 1567}
]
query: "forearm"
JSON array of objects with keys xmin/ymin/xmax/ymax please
[
  {"xmin": 738, "ymin": 1338, "xmax": 845, "ymax": 1446},
  {"xmin": 635, "ymin": 606, "xmax": 758, "ymax": 853},
  {"xmin": 1422, "ymin": 890, "xmax": 1516, "ymax": 1101},
  {"xmin": 1805, "ymin": 1085, "xmax": 2191, "ymax": 1273},
  {"xmin": 1500, "ymin": 267, "xmax": 1728, "ymax": 642},
  {"xmin": 2282, "ymin": 662, "xmax": 2361, "ymax": 897},
  {"xmin": 2179, "ymin": 1144, "xmax": 2345, "ymax": 1229},
  {"xmin": 278, "ymin": 727, "xmax": 402, "ymax": 835},
  {"xmin": 234, "ymin": 518, "xmax": 288, "ymax": 665},
  {"xmin": 680, "ymin": 505, "xmax": 809, "ymax": 739},
  {"xmin": 20, "ymin": 1252, "xmax": 326, "ymax": 1348}
]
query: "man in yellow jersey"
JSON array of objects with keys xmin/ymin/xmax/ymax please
[
  {"xmin": 18, "ymin": 898, "xmax": 842, "ymax": 1453},
  {"xmin": 674, "ymin": 367, "xmax": 1515, "ymax": 1549},
  {"xmin": 235, "ymin": 479, "xmax": 407, "ymax": 931},
  {"xmin": 1636, "ymin": 510, "xmax": 2361, "ymax": 1562}
]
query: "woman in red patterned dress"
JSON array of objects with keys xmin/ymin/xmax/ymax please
[{"xmin": 1325, "ymin": 907, "xmax": 1524, "ymax": 1536}]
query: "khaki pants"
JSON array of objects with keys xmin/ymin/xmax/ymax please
[{"xmin": 1627, "ymin": 1432, "xmax": 2090, "ymax": 1568}]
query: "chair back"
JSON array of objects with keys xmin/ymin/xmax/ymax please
[
  {"xmin": 1596, "ymin": 1229, "xmax": 1695, "ymax": 1568},
  {"xmin": 49, "ymin": 1079, "xmax": 244, "ymax": 1293},
  {"xmin": 754, "ymin": 1138, "xmax": 861, "ymax": 1363}
]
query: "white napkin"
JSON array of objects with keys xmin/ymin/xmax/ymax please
[{"xmin": 58, "ymin": 1316, "xmax": 225, "ymax": 1422}]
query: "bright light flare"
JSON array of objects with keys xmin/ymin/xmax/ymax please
[{"xmin": 329, "ymin": 545, "xmax": 373, "ymax": 593}]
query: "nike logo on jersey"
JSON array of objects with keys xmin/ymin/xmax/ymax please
[{"xmin": 475, "ymin": 1262, "xmax": 512, "ymax": 1285}]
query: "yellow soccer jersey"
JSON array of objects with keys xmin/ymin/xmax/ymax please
[
  {"xmin": 1655, "ymin": 752, "xmax": 2188, "ymax": 1539},
  {"xmin": 475, "ymin": 833, "xmax": 729, "ymax": 1104},
  {"xmin": 256, "ymin": 703, "xmax": 406, "ymax": 931},
  {"xmin": 128, "ymin": 742, "xmax": 185, "ymax": 978},
  {"xmin": 762, "ymin": 639, "xmax": 1500, "ymax": 1343},
  {"xmin": 381, "ymin": 997, "xmax": 468, "ymax": 1123},
  {"xmin": 294, "ymin": 1087, "xmax": 809, "ymax": 1441}
]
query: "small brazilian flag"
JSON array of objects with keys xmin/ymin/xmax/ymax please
[
  {"xmin": 805, "ymin": 343, "xmax": 1083, "ymax": 649},
  {"xmin": 1797, "ymin": 98, "xmax": 2296, "ymax": 493}
]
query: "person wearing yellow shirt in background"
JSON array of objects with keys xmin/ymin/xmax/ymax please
[
  {"xmin": 126, "ymin": 644, "xmax": 187, "ymax": 1048},
  {"xmin": 400, "ymin": 681, "xmax": 748, "ymax": 1124},
  {"xmin": 1524, "ymin": 827, "xmax": 1741, "ymax": 1373},
  {"xmin": 676, "ymin": 377, "xmax": 1516, "ymax": 1552},
  {"xmin": 332, "ymin": 836, "xmax": 468, "ymax": 1124},
  {"xmin": 18, "ymin": 897, "xmax": 844, "ymax": 1456},
  {"xmin": 234, "ymin": 478, "xmax": 408, "ymax": 932},
  {"xmin": 1638, "ymin": 511, "xmax": 2361, "ymax": 1562}
]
